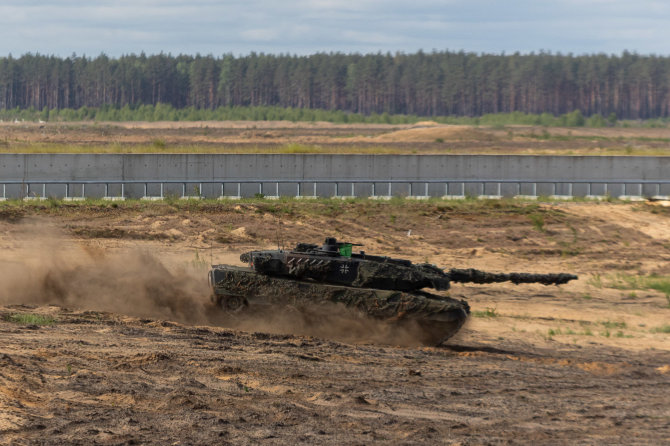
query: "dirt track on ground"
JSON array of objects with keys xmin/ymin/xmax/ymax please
[
  {"xmin": 3, "ymin": 120, "xmax": 670, "ymax": 155},
  {"xmin": 0, "ymin": 200, "xmax": 669, "ymax": 444}
]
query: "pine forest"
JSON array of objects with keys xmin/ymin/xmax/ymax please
[{"xmin": 1, "ymin": 51, "xmax": 669, "ymax": 120}]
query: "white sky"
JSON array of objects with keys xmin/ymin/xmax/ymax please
[{"xmin": 1, "ymin": 0, "xmax": 669, "ymax": 57}]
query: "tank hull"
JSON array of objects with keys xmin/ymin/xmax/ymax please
[{"xmin": 209, "ymin": 265, "xmax": 469, "ymax": 346}]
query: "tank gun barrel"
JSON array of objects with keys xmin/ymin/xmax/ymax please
[
  {"xmin": 448, "ymin": 268, "xmax": 577, "ymax": 286},
  {"xmin": 238, "ymin": 238, "xmax": 578, "ymax": 291}
]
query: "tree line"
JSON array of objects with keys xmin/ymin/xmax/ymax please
[
  {"xmin": 4, "ymin": 104, "xmax": 624, "ymax": 129},
  {"xmin": 1, "ymin": 51, "xmax": 670, "ymax": 119}
]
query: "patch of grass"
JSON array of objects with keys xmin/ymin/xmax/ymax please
[
  {"xmin": 587, "ymin": 274, "xmax": 603, "ymax": 289},
  {"xmin": 588, "ymin": 273, "xmax": 670, "ymax": 300},
  {"xmin": 46, "ymin": 196, "xmax": 61, "ymax": 208},
  {"xmin": 528, "ymin": 213, "xmax": 545, "ymax": 232},
  {"xmin": 549, "ymin": 327, "xmax": 600, "ymax": 337},
  {"xmin": 647, "ymin": 278, "xmax": 670, "ymax": 296},
  {"xmin": 191, "ymin": 249, "xmax": 209, "ymax": 269},
  {"xmin": 551, "ymin": 222, "xmax": 580, "ymax": 256},
  {"xmin": 609, "ymin": 274, "xmax": 639, "ymax": 289},
  {"xmin": 601, "ymin": 320, "xmax": 627, "ymax": 329},
  {"xmin": 10, "ymin": 141, "xmax": 419, "ymax": 155},
  {"xmin": 472, "ymin": 307, "xmax": 498, "ymax": 318},
  {"xmin": 278, "ymin": 143, "xmax": 324, "ymax": 154},
  {"xmin": 0, "ymin": 195, "xmax": 570, "ymax": 218},
  {"xmin": 650, "ymin": 324, "xmax": 670, "ymax": 334},
  {"xmin": 4, "ymin": 313, "xmax": 55, "ymax": 325}
]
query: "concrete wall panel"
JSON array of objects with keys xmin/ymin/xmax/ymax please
[{"xmin": 0, "ymin": 154, "xmax": 668, "ymax": 199}]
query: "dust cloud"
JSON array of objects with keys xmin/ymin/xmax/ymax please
[
  {"xmin": 0, "ymin": 221, "xmax": 211, "ymax": 323},
  {"xmin": 0, "ymin": 219, "xmax": 427, "ymax": 346},
  {"xmin": 218, "ymin": 303, "xmax": 428, "ymax": 347}
]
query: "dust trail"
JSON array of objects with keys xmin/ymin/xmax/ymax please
[
  {"xmin": 0, "ymin": 219, "xmax": 433, "ymax": 346},
  {"xmin": 0, "ymin": 219, "xmax": 211, "ymax": 323},
  {"xmin": 209, "ymin": 302, "xmax": 429, "ymax": 347}
]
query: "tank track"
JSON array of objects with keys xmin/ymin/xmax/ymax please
[{"xmin": 210, "ymin": 265, "xmax": 470, "ymax": 346}]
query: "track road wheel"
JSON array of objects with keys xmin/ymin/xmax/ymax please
[{"xmin": 219, "ymin": 294, "xmax": 248, "ymax": 313}]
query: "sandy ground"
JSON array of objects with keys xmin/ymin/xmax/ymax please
[
  {"xmin": 0, "ymin": 200, "xmax": 669, "ymax": 444},
  {"xmin": 2, "ymin": 121, "xmax": 670, "ymax": 155}
]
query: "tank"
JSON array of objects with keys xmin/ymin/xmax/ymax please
[{"xmin": 209, "ymin": 237, "xmax": 578, "ymax": 345}]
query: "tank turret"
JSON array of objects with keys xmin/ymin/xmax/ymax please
[{"xmin": 240, "ymin": 237, "xmax": 577, "ymax": 292}]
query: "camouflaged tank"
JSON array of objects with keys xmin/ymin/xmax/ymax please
[{"xmin": 209, "ymin": 237, "xmax": 577, "ymax": 345}]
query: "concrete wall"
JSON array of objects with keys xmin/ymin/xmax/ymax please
[
  {"xmin": 1, "ymin": 154, "xmax": 668, "ymax": 198},
  {"xmin": 1, "ymin": 153, "xmax": 669, "ymax": 181}
]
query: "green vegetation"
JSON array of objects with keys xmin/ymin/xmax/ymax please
[
  {"xmin": 557, "ymin": 223, "xmax": 581, "ymax": 257},
  {"xmin": 3, "ymin": 104, "xmax": 658, "ymax": 127},
  {"xmin": 588, "ymin": 274, "xmax": 603, "ymax": 289},
  {"xmin": 528, "ymin": 213, "xmax": 545, "ymax": 232},
  {"xmin": 191, "ymin": 250, "xmax": 209, "ymax": 269},
  {"xmin": 547, "ymin": 325, "xmax": 625, "ymax": 339},
  {"xmin": 0, "ymin": 195, "xmax": 577, "ymax": 214},
  {"xmin": 600, "ymin": 320, "xmax": 627, "ymax": 329},
  {"xmin": 472, "ymin": 307, "xmax": 498, "ymax": 318},
  {"xmin": 648, "ymin": 278, "xmax": 670, "ymax": 296},
  {"xmin": 5, "ymin": 52, "xmax": 670, "ymax": 121},
  {"xmin": 0, "ymin": 142, "xmax": 442, "ymax": 155},
  {"xmin": 588, "ymin": 273, "xmax": 670, "ymax": 301},
  {"xmin": 521, "ymin": 131, "xmax": 670, "ymax": 144},
  {"xmin": 548, "ymin": 328, "xmax": 562, "ymax": 337},
  {"xmin": 650, "ymin": 324, "xmax": 670, "ymax": 334},
  {"xmin": 4, "ymin": 313, "xmax": 55, "ymax": 325}
]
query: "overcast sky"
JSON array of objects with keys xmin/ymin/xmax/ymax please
[{"xmin": 1, "ymin": 0, "xmax": 669, "ymax": 57}]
